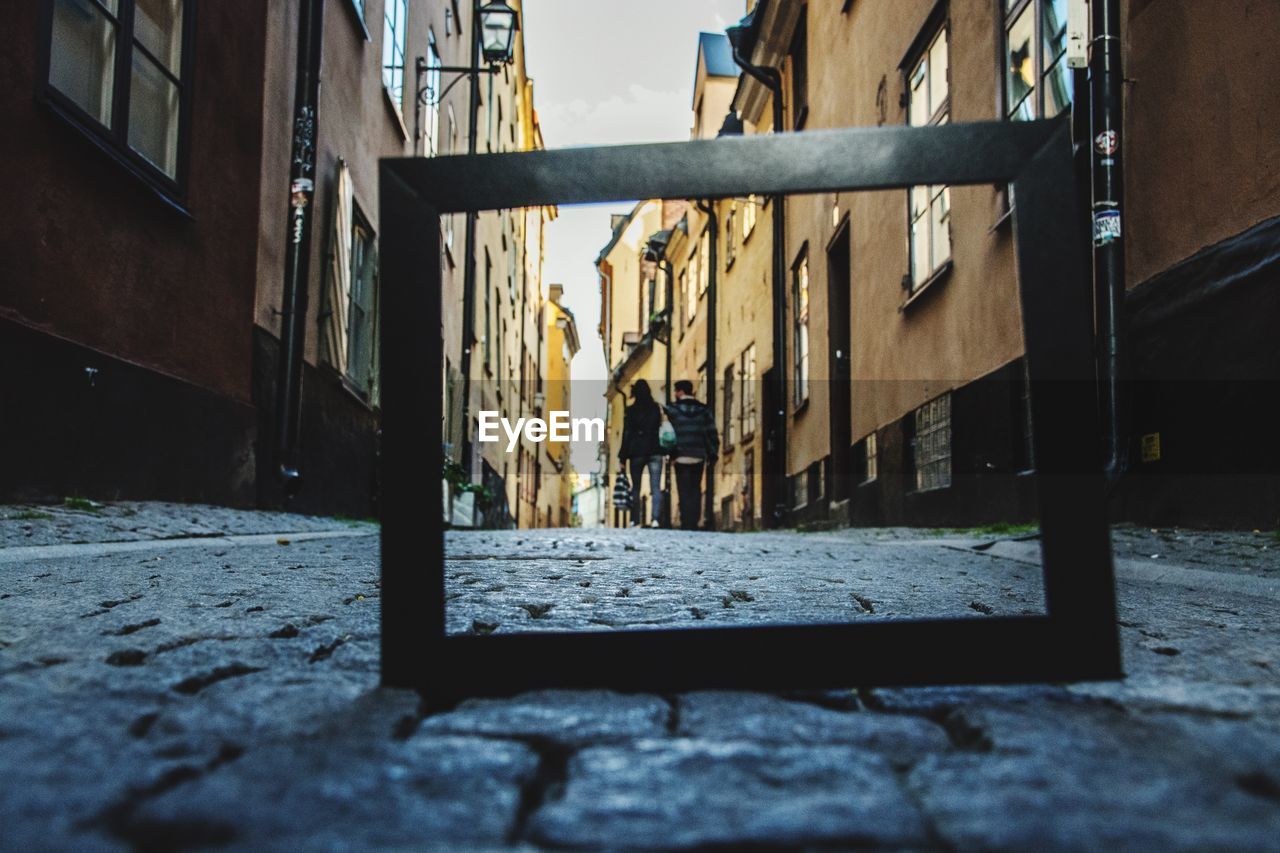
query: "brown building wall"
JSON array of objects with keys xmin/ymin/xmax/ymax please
[
  {"xmin": 1123, "ymin": 0, "xmax": 1280, "ymax": 287},
  {"xmin": 787, "ymin": 0, "xmax": 1025, "ymax": 474},
  {"xmin": 2, "ymin": 1, "xmax": 270, "ymax": 503},
  {"xmin": 3, "ymin": 1, "xmax": 269, "ymax": 406}
]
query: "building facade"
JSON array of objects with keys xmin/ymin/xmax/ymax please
[
  {"xmin": 4, "ymin": 0, "xmax": 577, "ymax": 526},
  {"xmin": 598, "ymin": 0, "xmax": 1279, "ymax": 530}
]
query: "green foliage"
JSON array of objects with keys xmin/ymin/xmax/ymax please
[
  {"xmin": 11, "ymin": 509, "xmax": 55, "ymax": 521},
  {"xmin": 62, "ymin": 497, "xmax": 104, "ymax": 513},
  {"xmin": 443, "ymin": 453, "xmax": 495, "ymax": 511}
]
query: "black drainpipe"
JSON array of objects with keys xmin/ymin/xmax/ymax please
[
  {"xmin": 274, "ymin": 0, "xmax": 325, "ymax": 495},
  {"xmin": 730, "ymin": 25, "xmax": 789, "ymax": 528},
  {"xmin": 1090, "ymin": 0, "xmax": 1128, "ymax": 485},
  {"xmin": 696, "ymin": 199, "xmax": 718, "ymax": 529}
]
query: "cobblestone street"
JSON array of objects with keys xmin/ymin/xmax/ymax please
[{"xmin": 2, "ymin": 502, "xmax": 1278, "ymax": 850}]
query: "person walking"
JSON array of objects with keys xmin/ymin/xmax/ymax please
[
  {"xmin": 619, "ymin": 379, "xmax": 664, "ymax": 528},
  {"xmin": 663, "ymin": 379, "xmax": 719, "ymax": 531}
]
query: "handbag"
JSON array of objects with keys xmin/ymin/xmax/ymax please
[
  {"xmin": 612, "ymin": 471, "xmax": 632, "ymax": 508},
  {"xmin": 658, "ymin": 420, "xmax": 677, "ymax": 451}
]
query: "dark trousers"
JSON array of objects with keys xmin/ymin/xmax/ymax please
[
  {"xmin": 628, "ymin": 456, "xmax": 663, "ymax": 525},
  {"xmin": 674, "ymin": 461, "xmax": 705, "ymax": 530}
]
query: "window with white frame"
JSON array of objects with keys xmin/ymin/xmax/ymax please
[
  {"xmin": 740, "ymin": 343, "xmax": 757, "ymax": 439},
  {"xmin": 686, "ymin": 246, "xmax": 699, "ymax": 321},
  {"xmin": 44, "ymin": 0, "xmax": 191, "ymax": 187},
  {"xmin": 678, "ymin": 269, "xmax": 689, "ymax": 329},
  {"xmin": 423, "ymin": 30, "xmax": 441, "ymax": 155},
  {"xmin": 793, "ymin": 253, "xmax": 810, "ymax": 405},
  {"xmin": 906, "ymin": 23, "xmax": 951, "ymax": 290},
  {"xmin": 697, "ymin": 228, "xmax": 710, "ymax": 296},
  {"xmin": 347, "ymin": 206, "xmax": 378, "ymax": 396},
  {"xmin": 723, "ymin": 363, "xmax": 737, "ymax": 449},
  {"xmin": 864, "ymin": 432, "xmax": 878, "ymax": 482},
  {"xmin": 382, "ymin": 0, "xmax": 407, "ymax": 109},
  {"xmin": 725, "ymin": 205, "xmax": 737, "ymax": 268},
  {"xmin": 444, "ymin": 104, "xmax": 457, "ymax": 250},
  {"xmin": 1004, "ymin": 0, "xmax": 1072, "ymax": 121},
  {"xmin": 742, "ymin": 194, "xmax": 758, "ymax": 239},
  {"xmin": 913, "ymin": 393, "xmax": 952, "ymax": 491}
]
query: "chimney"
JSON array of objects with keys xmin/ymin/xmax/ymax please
[{"xmin": 549, "ymin": 283, "xmax": 564, "ymax": 305}]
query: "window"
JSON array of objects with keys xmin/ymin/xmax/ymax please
[
  {"xmin": 1004, "ymin": 0, "xmax": 1072, "ymax": 120},
  {"xmin": 913, "ymin": 393, "xmax": 952, "ymax": 491},
  {"xmin": 793, "ymin": 253, "xmax": 810, "ymax": 405},
  {"xmin": 906, "ymin": 23, "xmax": 951, "ymax": 290},
  {"xmin": 423, "ymin": 30, "xmax": 441, "ymax": 155},
  {"xmin": 483, "ymin": 250, "xmax": 493, "ymax": 372},
  {"xmin": 678, "ymin": 269, "xmax": 689, "ymax": 329},
  {"xmin": 725, "ymin": 206, "xmax": 737, "ymax": 268},
  {"xmin": 740, "ymin": 343, "xmax": 757, "ymax": 440},
  {"xmin": 742, "ymin": 195, "xmax": 759, "ymax": 239},
  {"xmin": 43, "ymin": 0, "xmax": 192, "ymax": 192},
  {"xmin": 686, "ymin": 246, "xmax": 699, "ymax": 321},
  {"xmin": 444, "ymin": 104, "xmax": 458, "ymax": 250},
  {"xmin": 697, "ymin": 228, "xmax": 710, "ymax": 296},
  {"xmin": 864, "ymin": 432, "xmax": 878, "ymax": 483},
  {"xmin": 347, "ymin": 206, "xmax": 378, "ymax": 396},
  {"xmin": 382, "ymin": 0, "xmax": 407, "ymax": 109},
  {"xmin": 723, "ymin": 363, "xmax": 737, "ymax": 449},
  {"xmin": 793, "ymin": 468, "xmax": 809, "ymax": 509},
  {"xmin": 789, "ymin": 8, "xmax": 809, "ymax": 129}
]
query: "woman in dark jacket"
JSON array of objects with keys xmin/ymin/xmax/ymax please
[{"xmin": 619, "ymin": 379, "xmax": 664, "ymax": 527}]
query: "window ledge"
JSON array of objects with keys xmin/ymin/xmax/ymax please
[
  {"xmin": 383, "ymin": 88, "xmax": 409, "ymax": 140},
  {"xmin": 40, "ymin": 92, "xmax": 192, "ymax": 219},
  {"xmin": 343, "ymin": 1, "xmax": 372, "ymax": 41},
  {"xmin": 900, "ymin": 260, "xmax": 953, "ymax": 312},
  {"xmin": 793, "ymin": 397, "xmax": 810, "ymax": 417},
  {"xmin": 990, "ymin": 203, "xmax": 1014, "ymax": 233}
]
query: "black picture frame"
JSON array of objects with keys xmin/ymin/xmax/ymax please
[{"xmin": 379, "ymin": 117, "xmax": 1121, "ymax": 697}]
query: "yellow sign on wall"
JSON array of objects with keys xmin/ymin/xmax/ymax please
[{"xmin": 1141, "ymin": 432, "xmax": 1162, "ymax": 463}]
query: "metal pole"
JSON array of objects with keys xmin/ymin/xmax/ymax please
[
  {"xmin": 274, "ymin": 0, "xmax": 325, "ymax": 494},
  {"xmin": 458, "ymin": 4, "xmax": 482, "ymax": 479},
  {"xmin": 696, "ymin": 199, "xmax": 718, "ymax": 529},
  {"xmin": 729, "ymin": 39, "xmax": 788, "ymax": 529},
  {"xmin": 1090, "ymin": 0, "xmax": 1127, "ymax": 482},
  {"xmin": 663, "ymin": 260, "xmax": 673, "ymax": 528}
]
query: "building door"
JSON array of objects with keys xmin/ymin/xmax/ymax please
[
  {"xmin": 827, "ymin": 221, "xmax": 853, "ymax": 504},
  {"xmin": 762, "ymin": 366, "xmax": 785, "ymax": 527}
]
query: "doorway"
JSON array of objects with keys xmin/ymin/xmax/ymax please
[{"xmin": 827, "ymin": 220, "xmax": 852, "ymax": 504}]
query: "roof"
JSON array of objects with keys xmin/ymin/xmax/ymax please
[
  {"xmin": 595, "ymin": 200, "xmax": 649, "ymax": 265},
  {"xmin": 699, "ymin": 32, "xmax": 738, "ymax": 79}
]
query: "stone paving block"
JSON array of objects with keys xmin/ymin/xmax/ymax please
[
  {"xmin": 908, "ymin": 703, "xmax": 1280, "ymax": 850},
  {"xmin": 676, "ymin": 690, "xmax": 950, "ymax": 764},
  {"xmin": 418, "ymin": 689, "xmax": 672, "ymax": 747},
  {"xmin": 527, "ymin": 738, "xmax": 931, "ymax": 849},
  {"xmin": 128, "ymin": 734, "xmax": 539, "ymax": 851}
]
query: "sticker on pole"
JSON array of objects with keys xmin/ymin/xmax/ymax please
[
  {"xmin": 1093, "ymin": 210, "xmax": 1122, "ymax": 246},
  {"xmin": 1094, "ymin": 130, "xmax": 1118, "ymax": 156}
]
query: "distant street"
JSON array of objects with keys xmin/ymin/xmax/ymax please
[{"xmin": 1, "ymin": 502, "xmax": 1278, "ymax": 849}]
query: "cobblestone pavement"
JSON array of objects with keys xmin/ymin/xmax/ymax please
[{"xmin": 1, "ymin": 502, "xmax": 1278, "ymax": 850}]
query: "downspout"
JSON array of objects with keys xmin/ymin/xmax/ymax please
[
  {"xmin": 730, "ymin": 31, "xmax": 789, "ymax": 528},
  {"xmin": 663, "ymin": 259, "xmax": 674, "ymax": 528},
  {"xmin": 1090, "ymin": 0, "xmax": 1128, "ymax": 485},
  {"xmin": 696, "ymin": 199, "xmax": 718, "ymax": 529},
  {"xmin": 458, "ymin": 2, "xmax": 483, "ymax": 480},
  {"xmin": 274, "ymin": 0, "xmax": 325, "ymax": 494}
]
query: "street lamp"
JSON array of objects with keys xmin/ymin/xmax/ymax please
[{"xmin": 478, "ymin": 0, "xmax": 519, "ymax": 65}]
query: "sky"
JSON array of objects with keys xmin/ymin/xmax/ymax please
[{"xmin": 522, "ymin": 0, "xmax": 745, "ymax": 473}]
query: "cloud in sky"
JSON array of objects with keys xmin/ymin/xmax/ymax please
[{"xmin": 537, "ymin": 84, "xmax": 693, "ymax": 149}]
